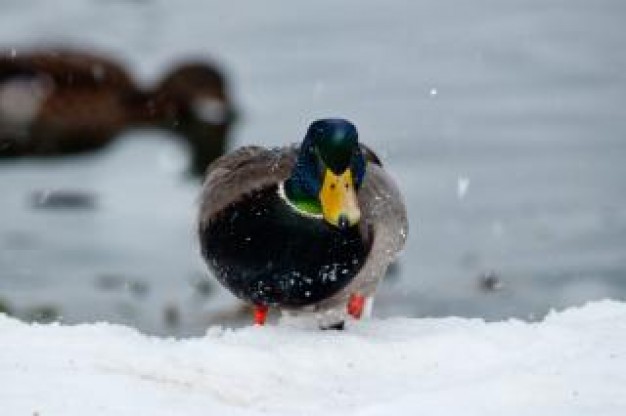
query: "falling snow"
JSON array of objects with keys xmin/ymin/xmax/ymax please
[{"xmin": 457, "ymin": 176, "xmax": 470, "ymax": 199}]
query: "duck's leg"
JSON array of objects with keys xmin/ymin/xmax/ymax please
[
  {"xmin": 253, "ymin": 304, "xmax": 269, "ymax": 326},
  {"xmin": 347, "ymin": 293, "xmax": 366, "ymax": 319}
]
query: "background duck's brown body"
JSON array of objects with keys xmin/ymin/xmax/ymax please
[{"xmin": 0, "ymin": 49, "xmax": 236, "ymax": 175}]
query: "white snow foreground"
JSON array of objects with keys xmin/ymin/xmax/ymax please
[{"xmin": 2, "ymin": 301, "xmax": 625, "ymax": 415}]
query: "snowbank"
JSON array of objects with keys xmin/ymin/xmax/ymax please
[{"xmin": 2, "ymin": 301, "xmax": 625, "ymax": 415}]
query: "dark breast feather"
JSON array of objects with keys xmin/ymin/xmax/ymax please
[{"xmin": 200, "ymin": 184, "xmax": 370, "ymax": 307}]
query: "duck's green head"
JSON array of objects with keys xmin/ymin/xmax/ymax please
[{"xmin": 285, "ymin": 118, "xmax": 366, "ymax": 229}]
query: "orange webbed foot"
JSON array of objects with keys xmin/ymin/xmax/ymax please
[
  {"xmin": 253, "ymin": 305, "xmax": 269, "ymax": 326},
  {"xmin": 347, "ymin": 294, "xmax": 366, "ymax": 319}
]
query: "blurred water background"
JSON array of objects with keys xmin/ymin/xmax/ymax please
[{"xmin": 0, "ymin": 0, "xmax": 625, "ymax": 335}]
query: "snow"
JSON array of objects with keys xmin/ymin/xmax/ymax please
[
  {"xmin": 3, "ymin": 300, "xmax": 625, "ymax": 415},
  {"xmin": 457, "ymin": 176, "xmax": 470, "ymax": 200}
]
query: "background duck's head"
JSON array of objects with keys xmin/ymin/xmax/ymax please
[
  {"xmin": 149, "ymin": 62, "xmax": 237, "ymax": 176},
  {"xmin": 285, "ymin": 118, "xmax": 366, "ymax": 230}
]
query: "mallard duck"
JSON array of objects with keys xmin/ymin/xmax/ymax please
[
  {"xmin": 0, "ymin": 49, "xmax": 236, "ymax": 176},
  {"xmin": 198, "ymin": 119, "xmax": 407, "ymax": 328}
]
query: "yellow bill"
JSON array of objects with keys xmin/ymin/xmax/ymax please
[{"xmin": 319, "ymin": 168, "xmax": 361, "ymax": 229}]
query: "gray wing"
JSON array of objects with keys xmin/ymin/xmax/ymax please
[
  {"xmin": 198, "ymin": 145, "xmax": 297, "ymax": 228},
  {"xmin": 356, "ymin": 163, "xmax": 408, "ymax": 293}
]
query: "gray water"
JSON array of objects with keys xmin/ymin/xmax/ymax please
[{"xmin": 0, "ymin": 0, "xmax": 625, "ymax": 335}]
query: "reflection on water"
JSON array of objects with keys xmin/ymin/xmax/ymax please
[
  {"xmin": 0, "ymin": 133, "xmax": 210, "ymax": 334},
  {"xmin": 1, "ymin": 0, "xmax": 625, "ymax": 335}
]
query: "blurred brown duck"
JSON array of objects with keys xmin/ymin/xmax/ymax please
[{"xmin": 0, "ymin": 49, "xmax": 236, "ymax": 176}]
